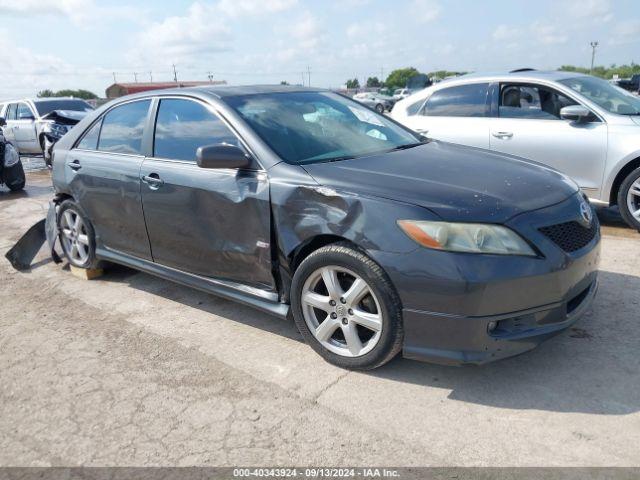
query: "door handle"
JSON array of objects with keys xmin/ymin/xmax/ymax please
[
  {"xmin": 141, "ymin": 173, "xmax": 164, "ymax": 189},
  {"xmin": 68, "ymin": 159, "xmax": 81, "ymax": 171},
  {"xmin": 492, "ymin": 131, "xmax": 513, "ymax": 139}
]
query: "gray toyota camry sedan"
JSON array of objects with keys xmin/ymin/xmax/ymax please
[{"xmin": 49, "ymin": 85, "xmax": 600, "ymax": 370}]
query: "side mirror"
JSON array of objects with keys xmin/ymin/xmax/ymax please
[
  {"xmin": 560, "ymin": 105, "xmax": 592, "ymax": 122},
  {"xmin": 0, "ymin": 117, "xmax": 5, "ymax": 127},
  {"xmin": 196, "ymin": 143, "xmax": 251, "ymax": 169}
]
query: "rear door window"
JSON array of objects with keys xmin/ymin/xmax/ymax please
[
  {"xmin": 422, "ymin": 83, "xmax": 489, "ymax": 117},
  {"xmin": 98, "ymin": 100, "xmax": 151, "ymax": 155},
  {"xmin": 153, "ymin": 98, "xmax": 239, "ymax": 162}
]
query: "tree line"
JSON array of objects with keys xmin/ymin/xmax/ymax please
[
  {"xmin": 37, "ymin": 89, "xmax": 99, "ymax": 100},
  {"xmin": 345, "ymin": 63, "xmax": 640, "ymax": 91}
]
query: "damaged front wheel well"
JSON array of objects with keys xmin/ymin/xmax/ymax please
[
  {"xmin": 53, "ymin": 193, "xmax": 74, "ymax": 205},
  {"xmin": 289, "ymin": 235, "xmax": 358, "ymax": 272}
]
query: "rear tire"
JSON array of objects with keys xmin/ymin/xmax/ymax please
[
  {"xmin": 290, "ymin": 242, "xmax": 403, "ymax": 370},
  {"xmin": 375, "ymin": 103, "xmax": 385, "ymax": 114},
  {"xmin": 57, "ymin": 200, "xmax": 100, "ymax": 269},
  {"xmin": 617, "ymin": 167, "xmax": 640, "ymax": 232},
  {"xmin": 6, "ymin": 164, "xmax": 25, "ymax": 191}
]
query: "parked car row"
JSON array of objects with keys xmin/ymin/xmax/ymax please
[
  {"xmin": 46, "ymin": 84, "xmax": 600, "ymax": 370},
  {"xmin": 352, "ymin": 92, "xmax": 395, "ymax": 113},
  {"xmin": 391, "ymin": 70, "xmax": 640, "ymax": 231},
  {"xmin": 616, "ymin": 74, "xmax": 640, "ymax": 93},
  {"xmin": 0, "ymin": 98, "xmax": 93, "ymax": 167}
]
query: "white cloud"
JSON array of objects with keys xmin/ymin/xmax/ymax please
[
  {"xmin": 610, "ymin": 19, "xmax": 640, "ymax": 45},
  {"xmin": 411, "ymin": 0, "xmax": 441, "ymax": 23},
  {"xmin": 0, "ymin": 28, "xmax": 106, "ymax": 98},
  {"xmin": 217, "ymin": 0, "xmax": 297, "ymax": 17},
  {"xmin": 492, "ymin": 24, "xmax": 519, "ymax": 41},
  {"xmin": 0, "ymin": 0, "xmax": 142, "ymax": 26},
  {"xmin": 129, "ymin": 0, "xmax": 298, "ymax": 65},
  {"xmin": 491, "ymin": 22, "xmax": 567, "ymax": 46},
  {"xmin": 530, "ymin": 22, "xmax": 568, "ymax": 45},
  {"xmin": 346, "ymin": 22, "xmax": 386, "ymax": 39},
  {"xmin": 289, "ymin": 12, "xmax": 323, "ymax": 49},
  {"xmin": 0, "ymin": 0, "xmax": 93, "ymax": 24},
  {"xmin": 565, "ymin": 0, "xmax": 613, "ymax": 21},
  {"xmin": 130, "ymin": 3, "xmax": 232, "ymax": 63}
]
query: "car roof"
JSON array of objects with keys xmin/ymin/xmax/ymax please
[
  {"xmin": 182, "ymin": 84, "xmax": 326, "ymax": 98},
  {"xmin": 33, "ymin": 97, "xmax": 89, "ymax": 103},
  {"xmin": 1, "ymin": 97, "xmax": 86, "ymax": 104},
  {"xmin": 437, "ymin": 70, "xmax": 588, "ymax": 86}
]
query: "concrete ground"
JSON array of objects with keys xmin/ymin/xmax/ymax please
[{"xmin": 1, "ymin": 169, "xmax": 639, "ymax": 467}]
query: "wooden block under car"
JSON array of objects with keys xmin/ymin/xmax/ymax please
[{"xmin": 70, "ymin": 265, "xmax": 104, "ymax": 280}]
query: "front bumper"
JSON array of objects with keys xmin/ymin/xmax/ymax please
[
  {"xmin": 370, "ymin": 193, "xmax": 601, "ymax": 365},
  {"xmin": 402, "ymin": 275, "xmax": 597, "ymax": 365}
]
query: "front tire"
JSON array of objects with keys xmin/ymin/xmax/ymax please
[
  {"xmin": 618, "ymin": 167, "xmax": 640, "ymax": 231},
  {"xmin": 290, "ymin": 242, "xmax": 403, "ymax": 370},
  {"xmin": 57, "ymin": 200, "xmax": 100, "ymax": 269}
]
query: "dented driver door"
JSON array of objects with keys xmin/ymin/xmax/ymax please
[
  {"xmin": 140, "ymin": 159, "xmax": 274, "ymax": 291},
  {"xmin": 139, "ymin": 97, "xmax": 275, "ymax": 291}
]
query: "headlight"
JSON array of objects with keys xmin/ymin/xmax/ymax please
[
  {"xmin": 4, "ymin": 143, "xmax": 20, "ymax": 168},
  {"xmin": 48, "ymin": 123, "xmax": 69, "ymax": 139},
  {"xmin": 398, "ymin": 220, "xmax": 537, "ymax": 256}
]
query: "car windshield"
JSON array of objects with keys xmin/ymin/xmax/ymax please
[
  {"xmin": 225, "ymin": 91, "xmax": 421, "ymax": 164},
  {"xmin": 558, "ymin": 76, "xmax": 640, "ymax": 115},
  {"xmin": 34, "ymin": 99, "xmax": 94, "ymax": 116}
]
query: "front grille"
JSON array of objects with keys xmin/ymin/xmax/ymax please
[{"xmin": 539, "ymin": 219, "xmax": 598, "ymax": 253}]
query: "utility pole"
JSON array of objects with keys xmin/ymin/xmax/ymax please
[
  {"xmin": 149, "ymin": 71, "xmax": 153, "ymax": 82},
  {"xmin": 112, "ymin": 72, "xmax": 117, "ymax": 83},
  {"xmin": 208, "ymin": 71, "xmax": 214, "ymax": 82},
  {"xmin": 301, "ymin": 72, "xmax": 305, "ymax": 86},
  {"xmin": 307, "ymin": 66, "xmax": 311, "ymax": 87},
  {"xmin": 133, "ymin": 72, "xmax": 138, "ymax": 83},
  {"xmin": 380, "ymin": 67, "xmax": 384, "ymax": 83},
  {"xmin": 172, "ymin": 64, "xmax": 178, "ymax": 82},
  {"xmin": 590, "ymin": 41, "xmax": 599, "ymax": 74}
]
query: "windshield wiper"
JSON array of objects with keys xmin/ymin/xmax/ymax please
[
  {"xmin": 326, "ymin": 155, "xmax": 357, "ymax": 162},
  {"xmin": 387, "ymin": 141, "xmax": 427, "ymax": 152}
]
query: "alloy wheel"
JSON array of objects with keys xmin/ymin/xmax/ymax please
[
  {"xmin": 627, "ymin": 178, "xmax": 640, "ymax": 221},
  {"xmin": 60, "ymin": 209, "xmax": 90, "ymax": 266},
  {"xmin": 301, "ymin": 266, "xmax": 383, "ymax": 357}
]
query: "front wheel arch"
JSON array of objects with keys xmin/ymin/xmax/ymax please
[{"xmin": 609, "ymin": 156, "xmax": 640, "ymax": 205}]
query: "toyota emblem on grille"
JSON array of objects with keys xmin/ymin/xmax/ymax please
[{"xmin": 580, "ymin": 200, "xmax": 593, "ymax": 226}]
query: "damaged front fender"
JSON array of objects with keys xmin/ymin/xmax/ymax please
[{"xmin": 267, "ymin": 162, "xmax": 438, "ymax": 300}]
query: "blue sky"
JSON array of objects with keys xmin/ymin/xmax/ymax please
[{"xmin": 0, "ymin": 0, "xmax": 639, "ymax": 98}]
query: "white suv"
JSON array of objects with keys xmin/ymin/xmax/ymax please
[
  {"xmin": 0, "ymin": 98, "xmax": 93, "ymax": 165},
  {"xmin": 391, "ymin": 70, "xmax": 640, "ymax": 230}
]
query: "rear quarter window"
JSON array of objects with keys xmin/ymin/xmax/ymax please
[
  {"xmin": 76, "ymin": 120, "xmax": 102, "ymax": 150},
  {"xmin": 422, "ymin": 83, "xmax": 489, "ymax": 117}
]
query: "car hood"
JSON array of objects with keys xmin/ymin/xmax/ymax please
[
  {"xmin": 302, "ymin": 141, "xmax": 579, "ymax": 223},
  {"xmin": 41, "ymin": 110, "xmax": 89, "ymax": 124}
]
